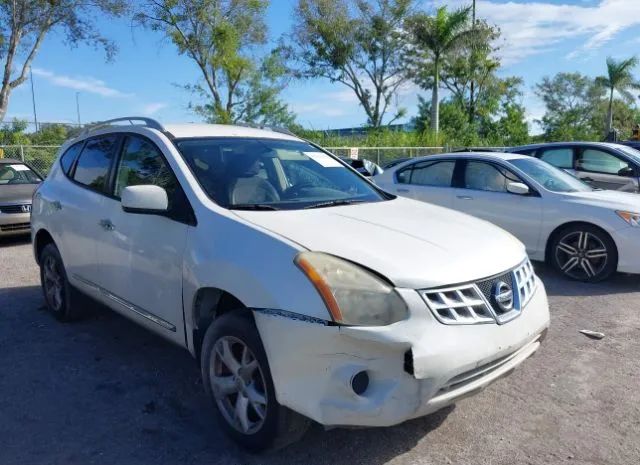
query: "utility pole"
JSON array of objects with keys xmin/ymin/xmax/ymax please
[
  {"xmin": 30, "ymin": 68, "xmax": 39, "ymax": 132},
  {"xmin": 76, "ymin": 92, "xmax": 81, "ymax": 127},
  {"xmin": 469, "ymin": 0, "xmax": 476, "ymax": 124}
]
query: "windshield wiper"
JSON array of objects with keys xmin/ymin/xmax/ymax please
[
  {"xmin": 228, "ymin": 204, "xmax": 280, "ymax": 211},
  {"xmin": 304, "ymin": 199, "xmax": 366, "ymax": 210}
]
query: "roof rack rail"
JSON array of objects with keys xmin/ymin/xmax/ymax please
[
  {"xmin": 235, "ymin": 121, "xmax": 297, "ymax": 137},
  {"xmin": 80, "ymin": 117, "xmax": 165, "ymax": 137}
]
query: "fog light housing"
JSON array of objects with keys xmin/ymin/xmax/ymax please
[{"xmin": 351, "ymin": 370, "xmax": 369, "ymax": 396}]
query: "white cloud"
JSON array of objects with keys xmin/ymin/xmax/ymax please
[
  {"xmin": 141, "ymin": 102, "xmax": 168, "ymax": 116},
  {"xmin": 32, "ymin": 68, "xmax": 133, "ymax": 98},
  {"xmin": 431, "ymin": 0, "xmax": 640, "ymax": 64}
]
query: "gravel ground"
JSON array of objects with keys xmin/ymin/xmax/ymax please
[{"xmin": 1, "ymin": 236, "xmax": 639, "ymax": 465}]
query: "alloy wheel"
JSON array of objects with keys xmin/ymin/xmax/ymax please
[
  {"xmin": 210, "ymin": 336, "xmax": 268, "ymax": 435},
  {"xmin": 555, "ymin": 230, "xmax": 608, "ymax": 280},
  {"xmin": 43, "ymin": 255, "xmax": 64, "ymax": 311}
]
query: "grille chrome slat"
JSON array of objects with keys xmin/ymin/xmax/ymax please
[{"xmin": 419, "ymin": 258, "xmax": 537, "ymax": 326}]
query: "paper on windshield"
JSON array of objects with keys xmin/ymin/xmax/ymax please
[
  {"xmin": 10, "ymin": 164, "xmax": 29, "ymax": 171},
  {"xmin": 303, "ymin": 151, "xmax": 342, "ymax": 168}
]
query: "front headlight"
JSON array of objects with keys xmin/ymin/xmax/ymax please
[
  {"xmin": 616, "ymin": 210, "xmax": 640, "ymax": 227},
  {"xmin": 295, "ymin": 251, "xmax": 408, "ymax": 326}
]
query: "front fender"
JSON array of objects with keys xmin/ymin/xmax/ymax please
[{"xmin": 182, "ymin": 213, "xmax": 331, "ymax": 353}]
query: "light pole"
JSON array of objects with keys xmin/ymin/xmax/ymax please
[
  {"xmin": 76, "ymin": 92, "xmax": 81, "ymax": 127},
  {"xmin": 30, "ymin": 68, "xmax": 39, "ymax": 132}
]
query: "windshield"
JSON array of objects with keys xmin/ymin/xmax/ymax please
[
  {"xmin": 175, "ymin": 138, "xmax": 386, "ymax": 210},
  {"xmin": 0, "ymin": 163, "xmax": 41, "ymax": 185},
  {"xmin": 508, "ymin": 157, "xmax": 594, "ymax": 193}
]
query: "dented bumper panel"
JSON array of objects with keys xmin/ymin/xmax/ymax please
[{"xmin": 254, "ymin": 278, "xmax": 550, "ymax": 427}]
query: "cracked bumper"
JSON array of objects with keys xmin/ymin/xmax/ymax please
[{"xmin": 254, "ymin": 278, "xmax": 550, "ymax": 427}]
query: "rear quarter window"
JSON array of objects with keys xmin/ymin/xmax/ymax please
[{"xmin": 59, "ymin": 142, "xmax": 84, "ymax": 175}]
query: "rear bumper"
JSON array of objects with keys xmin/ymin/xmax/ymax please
[
  {"xmin": 0, "ymin": 212, "xmax": 30, "ymax": 236},
  {"xmin": 254, "ymin": 278, "xmax": 550, "ymax": 427},
  {"xmin": 614, "ymin": 226, "xmax": 640, "ymax": 274}
]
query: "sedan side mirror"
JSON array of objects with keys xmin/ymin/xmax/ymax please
[
  {"xmin": 618, "ymin": 166, "xmax": 635, "ymax": 177},
  {"xmin": 506, "ymin": 182, "xmax": 530, "ymax": 195},
  {"xmin": 121, "ymin": 185, "xmax": 168, "ymax": 214}
]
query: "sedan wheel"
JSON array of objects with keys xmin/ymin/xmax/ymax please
[{"xmin": 552, "ymin": 226, "xmax": 617, "ymax": 282}]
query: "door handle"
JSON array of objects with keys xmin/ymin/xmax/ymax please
[
  {"xmin": 582, "ymin": 177, "xmax": 594, "ymax": 183},
  {"xmin": 397, "ymin": 188, "xmax": 410, "ymax": 193},
  {"xmin": 457, "ymin": 195, "xmax": 474, "ymax": 200},
  {"xmin": 99, "ymin": 219, "xmax": 115, "ymax": 231}
]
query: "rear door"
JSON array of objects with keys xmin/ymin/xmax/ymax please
[
  {"xmin": 58, "ymin": 135, "xmax": 120, "ymax": 290},
  {"xmin": 453, "ymin": 160, "xmax": 543, "ymax": 255},
  {"xmin": 575, "ymin": 147, "xmax": 639, "ymax": 192},
  {"xmin": 393, "ymin": 159, "xmax": 456, "ymax": 208}
]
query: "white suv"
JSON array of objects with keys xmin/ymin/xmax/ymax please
[{"xmin": 31, "ymin": 118, "xmax": 550, "ymax": 451}]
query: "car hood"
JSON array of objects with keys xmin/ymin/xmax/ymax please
[
  {"xmin": 0, "ymin": 184, "xmax": 37, "ymax": 204},
  {"xmin": 562, "ymin": 189, "xmax": 640, "ymax": 211},
  {"xmin": 233, "ymin": 197, "xmax": 526, "ymax": 289}
]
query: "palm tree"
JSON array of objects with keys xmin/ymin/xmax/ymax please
[
  {"xmin": 407, "ymin": 6, "xmax": 473, "ymax": 133},
  {"xmin": 595, "ymin": 56, "xmax": 640, "ymax": 136}
]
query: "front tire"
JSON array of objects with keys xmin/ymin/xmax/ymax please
[
  {"xmin": 39, "ymin": 243, "xmax": 81, "ymax": 321},
  {"xmin": 549, "ymin": 224, "xmax": 617, "ymax": 282},
  {"xmin": 200, "ymin": 312, "xmax": 310, "ymax": 451}
]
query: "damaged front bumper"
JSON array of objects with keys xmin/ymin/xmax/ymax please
[{"xmin": 253, "ymin": 278, "xmax": 550, "ymax": 427}]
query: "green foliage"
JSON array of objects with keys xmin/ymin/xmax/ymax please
[
  {"xmin": 0, "ymin": 120, "xmax": 30, "ymax": 145},
  {"xmin": 535, "ymin": 69, "xmax": 640, "ymax": 141},
  {"xmin": 595, "ymin": 56, "xmax": 640, "ymax": 135},
  {"xmin": 405, "ymin": 5, "xmax": 474, "ymax": 132},
  {"xmin": 288, "ymin": 0, "xmax": 413, "ymax": 127},
  {"xmin": 138, "ymin": 0, "xmax": 294, "ymax": 126}
]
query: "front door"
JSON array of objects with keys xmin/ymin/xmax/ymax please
[
  {"xmin": 453, "ymin": 160, "xmax": 543, "ymax": 256},
  {"xmin": 575, "ymin": 147, "xmax": 638, "ymax": 192},
  {"xmin": 98, "ymin": 134, "xmax": 191, "ymax": 342}
]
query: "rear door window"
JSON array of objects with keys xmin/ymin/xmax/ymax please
[
  {"xmin": 397, "ymin": 161, "xmax": 455, "ymax": 187},
  {"xmin": 538, "ymin": 148, "xmax": 574, "ymax": 169},
  {"xmin": 73, "ymin": 135, "xmax": 119, "ymax": 193}
]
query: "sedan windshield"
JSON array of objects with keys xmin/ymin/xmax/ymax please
[
  {"xmin": 175, "ymin": 138, "xmax": 387, "ymax": 210},
  {"xmin": 0, "ymin": 163, "xmax": 41, "ymax": 185},
  {"xmin": 508, "ymin": 157, "xmax": 594, "ymax": 193}
]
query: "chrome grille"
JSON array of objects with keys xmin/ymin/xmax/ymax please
[
  {"xmin": 419, "ymin": 258, "xmax": 537, "ymax": 325},
  {"xmin": 514, "ymin": 259, "xmax": 536, "ymax": 308},
  {"xmin": 420, "ymin": 284, "xmax": 494, "ymax": 324},
  {"xmin": 0, "ymin": 204, "xmax": 30, "ymax": 214},
  {"xmin": 0, "ymin": 222, "xmax": 30, "ymax": 231}
]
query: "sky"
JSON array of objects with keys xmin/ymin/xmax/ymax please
[{"xmin": 7, "ymin": 0, "xmax": 640, "ymax": 133}]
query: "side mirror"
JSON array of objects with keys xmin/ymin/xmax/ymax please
[
  {"xmin": 618, "ymin": 166, "xmax": 635, "ymax": 177},
  {"xmin": 506, "ymin": 182, "xmax": 530, "ymax": 195},
  {"xmin": 121, "ymin": 185, "xmax": 168, "ymax": 214}
]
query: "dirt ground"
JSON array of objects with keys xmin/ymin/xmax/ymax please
[{"xmin": 1, "ymin": 235, "xmax": 639, "ymax": 465}]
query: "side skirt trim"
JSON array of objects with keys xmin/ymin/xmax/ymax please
[{"xmin": 72, "ymin": 274, "xmax": 177, "ymax": 332}]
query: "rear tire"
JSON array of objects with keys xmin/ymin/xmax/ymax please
[
  {"xmin": 200, "ymin": 311, "xmax": 310, "ymax": 451},
  {"xmin": 549, "ymin": 224, "xmax": 617, "ymax": 282},
  {"xmin": 39, "ymin": 243, "xmax": 82, "ymax": 321}
]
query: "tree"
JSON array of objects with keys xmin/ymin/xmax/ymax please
[
  {"xmin": 535, "ymin": 72, "xmax": 604, "ymax": 141},
  {"xmin": 595, "ymin": 56, "xmax": 640, "ymax": 136},
  {"xmin": 406, "ymin": 5, "xmax": 473, "ymax": 133},
  {"xmin": 137, "ymin": 0, "xmax": 294, "ymax": 126},
  {"xmin": 288, "ymin": 0, "xmax": 413, "ymax": 128},
  {"xmin": 0, "ymin": 0, "xmax": 127, "ymax": 122}
]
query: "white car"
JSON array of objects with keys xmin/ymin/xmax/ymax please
[
  {"xmin": 31, "ymin": 118, "xmax": 550, "ymax": 451},
  {"xmin": 374, "ymin": 152, "xmax": 640, "ymax": 282}
]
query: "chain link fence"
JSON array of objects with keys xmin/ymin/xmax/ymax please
[
  {"xmin": 0, "ymin": 145, "xmax": 60, "ymax": 175},
  {"xmin": 326, "ymin": 146, "xmax": 445, "ymax": 167}
]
